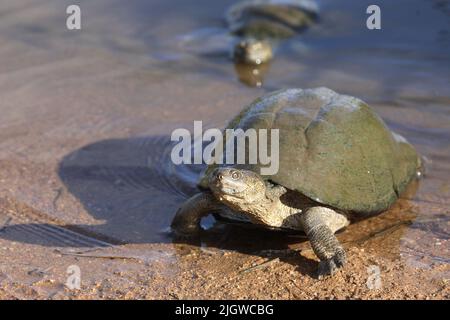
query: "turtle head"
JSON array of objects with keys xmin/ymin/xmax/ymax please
[
  {"xmin": 209, "ymin": 168, "xmax": 266, "ymax": 205},
  {"xmin": 233, "ymin": 38, "xmax": 273, "ymax": 65}
]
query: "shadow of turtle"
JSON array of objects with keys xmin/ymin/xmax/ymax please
[
  {"xmin": 0, "ymin": 136, "xmax": 193, "ymax": 246},
  {"xmin": 171, "ymin": 222, "xmax": 317, "ymax": 277}
]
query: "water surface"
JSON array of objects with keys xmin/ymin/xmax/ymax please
[{"xmin": 0, "ymin": 0, "xmax": 449, "ymax": 283}]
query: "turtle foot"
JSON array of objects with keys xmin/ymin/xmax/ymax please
[{"xmin": 317, "ymin": 248, "xmax": 346, "ymax": 279}]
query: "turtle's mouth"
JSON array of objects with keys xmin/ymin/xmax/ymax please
[
  {"xmin": 211, "ymin": 178, "xmax": 247, "ymax": 198},
  {"xmin": 209, "ymin": 171, "xmax": 248, "ymax": 199}
]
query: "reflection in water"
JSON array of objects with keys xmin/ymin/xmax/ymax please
[{"xmin": 234, "ymin": 62, "xmax": 271, "ymax": 87}]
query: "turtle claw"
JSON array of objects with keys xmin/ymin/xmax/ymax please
[{"xmin": 317, "ymin": 248, "xmax": 347, "ymax": 279}]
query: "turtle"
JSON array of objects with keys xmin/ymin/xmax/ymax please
[
  {"xmin": 178, "ymin": 0, "xmax": 319, "ymax": 66},
  {"xmin": 171, "ymin": 87, "xmax": 422, "ymax": 278},
  {"xmin": 228, "ymin": 0, "xmax": 319, "ymax": 65}
]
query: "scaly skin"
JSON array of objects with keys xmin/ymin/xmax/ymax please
[
  {"xmin": 171, "ymin": 168, "xmax": 349, "ymax": 277},
  {"xmin": 171, "ymin": 192, "xmax": 222, "ymax": 235},
  {"xmin": 299, "ymin": 207, "xmax": 347, "ymax": 278}
]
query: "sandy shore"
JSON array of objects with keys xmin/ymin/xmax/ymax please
[{"xmin": 0, "ymin": 195, "xmax": 449, "ymax": 299}]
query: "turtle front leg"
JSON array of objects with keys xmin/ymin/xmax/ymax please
[
  {"xmin": 299, "ymin": 206, "xmax": 349, "ymax": 279},
  {"xmin": 171, "ymin": 191, "xmax": 222, "ymax": 235}
]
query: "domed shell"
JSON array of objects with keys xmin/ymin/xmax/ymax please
[
  {"xmin": 200, "ymin": 88, "xmax": 421, "ymax": 213},
  {"xmin": 226, "ymin": 0, "xmax": 319, "ymax": 38}
]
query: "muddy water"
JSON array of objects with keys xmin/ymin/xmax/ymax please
[{"xmin": 0, "ymin": 0, "xmax": 449, "ymax": 296}]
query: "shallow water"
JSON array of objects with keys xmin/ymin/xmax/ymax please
[{"xmin": 0, "ymin": 0, "xmax": 449, "ymax": 285}]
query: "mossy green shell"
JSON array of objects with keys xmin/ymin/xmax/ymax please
[{"xmin": 200, "ymin": 88, "xmax": 420, "ymax": 213}]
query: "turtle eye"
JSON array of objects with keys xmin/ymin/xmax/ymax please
[{"xmin": 231, "ymin": 171, "xmax": 241, "ymax": 180}]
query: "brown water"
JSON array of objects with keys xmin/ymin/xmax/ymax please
[{"xmin": 0, "ymin": 0, "xmax": 449, "ymax": 297}]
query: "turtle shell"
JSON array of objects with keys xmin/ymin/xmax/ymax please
[
  {"xmin": 226, "ymin": 0, "xmax": 319, "ymax": 38},
  {"xmin": 200, "ymin": 88, "xmax": 421, "ymax": 213}
]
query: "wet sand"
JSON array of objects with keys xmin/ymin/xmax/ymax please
[{"xmin": 0, "ymin": 0, "xmax": 449, "ymax": 299}]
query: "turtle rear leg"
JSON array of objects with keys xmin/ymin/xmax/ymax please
[
  {"xmin": 299, "ymin": 206, "xmax": 349, "ymax": 279},
  {"xmin": 171, "ymin": 191, "xmax": 222, "ymax": 235}
]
